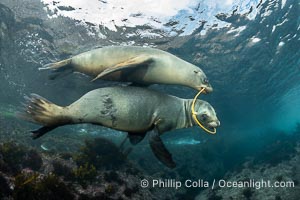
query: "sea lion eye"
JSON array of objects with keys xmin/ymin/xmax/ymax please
[
  {"xmin": 203, "ymin": 78, "xmax": 209, "ymax": 84},
  {"xmin": 194, "ymin": 70, "xmax": 199, "ymax": 74},
  {"xmin": 201, "ymin": 114, "xmax": 208, "ymax": 121}
]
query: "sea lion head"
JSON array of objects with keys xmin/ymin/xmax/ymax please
[
  {"xmin": 192, "ymin": 100, "xmax": 220, "ymax": 130},
  {"xmin": 189, "ymin": 69, "xmax": 213, "ymax": 93}
]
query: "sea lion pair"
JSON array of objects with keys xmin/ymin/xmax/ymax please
[{"xmin": 21, "ymin": 46, "xmax": 220, "ymax": 168}]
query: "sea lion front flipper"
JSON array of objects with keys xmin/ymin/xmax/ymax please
[
  {"xmin": 128, "ymin": 132, "xmax": 146, "ymax": 145},
  {"xmin": 91, "ymin": 55, "xmax": 153, "ymax": 81},
  {"xmin": 148, "ymin": 130, "xmax": 176, "ymax": 168}
]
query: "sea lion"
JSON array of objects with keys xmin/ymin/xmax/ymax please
[
  {"xmin": 20, "ymin": 86, "xmax": 220, "ymax": 168},
  {"xmin": 40, "ymin": 46, "xmax": 213, "ymax": 93}
]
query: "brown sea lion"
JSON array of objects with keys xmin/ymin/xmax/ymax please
[
  {"xmin": 40, "ymin": 46, "xmax": 213, "ymax": 93},
  {"xmin": 20, "ymin": 86, "xmax": 220, "ymax": 168}
]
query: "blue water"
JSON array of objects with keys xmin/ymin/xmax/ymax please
[{"xmin": 0, "ymin": 0, "xmax": 299, "ymax": 199}]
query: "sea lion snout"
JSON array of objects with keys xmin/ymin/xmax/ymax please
[
  {"xmin": 192, "ymin": 100, "xmax": 219, "ymax": 131},
  {"xmin": 201, "ymin": 78, "xmax": 213, "ymax": 93},
  {"xmin": 192, "ymin": 71, "xmax": 213, "ymax": 93},
  {"xmin": 194, "ymin": 84, "xmax": 213, "ymax": 94},
  {"xmin": 208, "ymin": 120, "xmax": 220, "ymax": 128},
  {"xmin": 200, "ymin": 85, "xmax": 213, "ymax": 93}
]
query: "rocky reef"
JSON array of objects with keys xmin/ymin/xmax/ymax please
[
  {"xmin": 196, "ymin": 125, "xmax": 300, "ymax": 200},
  {"xmin": 0, "ymin": 136, "xmax": 164, "ymax": 199},
  {"xmin": 0, "ymin": 116, "xmax": 173, "ymax": 199}
]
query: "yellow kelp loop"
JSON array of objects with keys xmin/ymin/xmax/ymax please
[{"xmin": 191, "ymin": 88, "xmax": 216, "ymax": 134}]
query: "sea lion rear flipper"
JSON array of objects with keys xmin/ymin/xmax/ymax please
[
  {"xmin": 91, "ymin": 55, "xmax": 153, "ymax": 81},
  {"xmin": 31, "ymin": 126, "xmax": 58, "ymax": 139},
  {"xmin": 148, "ymin": 130, "xmax": 176, "ymax": 168},
  {"xmin": 128, "ymin": 132, "xmax": 146, "ymax": 145}
]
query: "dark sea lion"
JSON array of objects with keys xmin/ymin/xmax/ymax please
[
  {"xmin": 20, "ymin": 87, "xmax": 220, "ymax": 168},
  {"xmin": 40, "ymin": 46, "xmax": 213, "ymax": 93}
]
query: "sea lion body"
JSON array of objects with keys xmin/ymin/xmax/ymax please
[
  {"xmin": 42, "ymin": 46, "xmax": 213, "ymax": 92},
  {"xmin": 65, "ymin": 87, "xmax": 187, "ymax": 133},
  {"xmin": 23, "ymin": 86, "xmax": 219, "ymax": 135},
  {"xmin": 21, "ymin": 87, "xmax": 220, "ymax": 167}
]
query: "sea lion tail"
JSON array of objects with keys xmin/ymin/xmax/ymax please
[
  {"xmin": 39, "ymin": 58, "xmax": 73, "ymax": 80},
  {"xmin": 18, "ymin": 94, "xmax": 68, "ymax": 138}
]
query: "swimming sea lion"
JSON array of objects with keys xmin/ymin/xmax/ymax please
[
  {"xmin": 41, "ymin": 46, "xmax": 213, "ymax": 93},
  {"xmin": 20, "ymin": 86, "xmax": 220, "ymax": 168}
]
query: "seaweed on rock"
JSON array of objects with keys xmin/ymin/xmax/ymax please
[
  {"xmin": 73, "ymin": 137, "xmax": 128, "ymax": 170},
  {"xmin": 52, "ymin": 159, "xmax": 75, "ymax": 180},
  {"xmin": 72, "ymin": 163, "xmax": 97, "ymax": 187},
  {"xmin": 0, "ymin": 142, "xmax": 42, "ymax": 174},
  {"xmin": 0, "ymin": 138, "xmax": 160, "ymax": 199},
  {"xmin": 0, "ymin": 173, "xmax": 12, "ymax": 198},
  {"xmin": 13, "ymin": 171, "xmax": 75, "ymax": 200}
]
